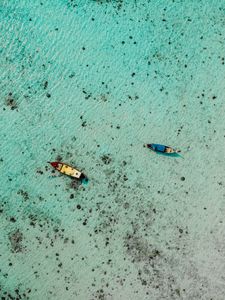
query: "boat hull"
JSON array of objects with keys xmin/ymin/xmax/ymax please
[
  {"xmin": 48, "ymin": 162, "xmax": 85, "ymax": 179},
  {"xmin": 146, "ymin": 144, "xmax": 177, "ymax": 154}
]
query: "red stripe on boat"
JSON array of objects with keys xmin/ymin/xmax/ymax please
[{"xmin": 48, "ymin": 161, "xmax": 60, "ymax": 168}]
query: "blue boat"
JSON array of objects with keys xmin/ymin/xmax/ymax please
[{"xmin": 146, "ymin": 143, "xmax": 178, "ymax": 154}]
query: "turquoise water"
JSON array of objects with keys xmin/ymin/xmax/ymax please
[{"xmin": 1, "ymin": 0, "xmax": 225, "ymax": 299}]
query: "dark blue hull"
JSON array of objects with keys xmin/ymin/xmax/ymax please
[{"xmin": 146, "ymin": 143, "xmax": 176, "ymax": 154}]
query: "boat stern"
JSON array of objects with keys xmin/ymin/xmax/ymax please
[{"xmin": 80, "ymin": 173, "xmax": 88, "ymax": 184}]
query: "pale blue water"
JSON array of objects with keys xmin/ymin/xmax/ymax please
[{"xmin": 1, "ymin": 1, "xmax": 225, "ymax": 299}]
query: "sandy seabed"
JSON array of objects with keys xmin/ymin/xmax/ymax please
[{"xmin": 0, "ymin": 1, "xmax": 225, "ymax": 299}]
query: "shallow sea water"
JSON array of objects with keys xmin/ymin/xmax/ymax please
[{"xmin": 0, "ymin": 0, "xmax": 225, "ymax": 299}]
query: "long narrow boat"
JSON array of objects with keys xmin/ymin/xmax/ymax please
[
  {"xmin": 48, "ymin": 161, "xmax": 86, "ymax": 180},
  {"xmin": 146, "ymin": 143, "xmax": 179, "ymax": 154}
]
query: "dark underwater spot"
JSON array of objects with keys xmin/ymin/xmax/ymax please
[
  {"xmin": 2, "ymin": 287, "xmax": 31, "ymax": 300},
  {"xmin": 43, "ymin": 81, "xmax": 48, "ymax": 89},
  {"xmin": 17, "ymin": 189, "xmax": 29, "ymax": 201},
  {"xmin": 67, "ymin": 0, "xmax": 78, "ymax": 9},
  {"xmin": 124, "ymin": 233, "xmax": 160, "ymax": 263},
  {"xmin": 69, "ymin": 72, "xmax": 75, "ymax": 78},
  {"xmin": 70, "ymin": 179, "xmax": 82, "ymax": 190},
  {"xmin": 93, "ymin": 288, "xmax": 107, "ymax": 300},
  {"xmin": 9, "ymin": 229, "xmax": 23, "ymax": 253},
  {"xmin": 101, "ymin": 154, "xmax": 112, "ymax": 165},
  {"xmin": 10, "ymin": 217, "xmax": 16, "ymax": 223},
  {"xmin": 5, "ymin": 94, "xmax": 18, "ymax": 110},
  {"xmin": 123, "ymin": 202, "xmax": 129, "ymax": 209},
  {"xmin": 92, "ymin": 0, "xmax": 124, "ymax": 11},
  {"xmin": 100, "ymin": 94, "xmax": 107, "ymax": 102},
  {"xmin": 123, "ymin": 175, "xmax": 128, "ymax": 181},
  {"xmin": 56, "ymin": 155, "xmax": 62, "ymax": 161},
  {"xmin": 36, "ymin": 169, "xmax": 44, "ymax": 175}
]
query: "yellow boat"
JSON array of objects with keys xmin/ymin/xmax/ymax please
[{"xmin": 48, "ymin": 161, "xmax": 86, "ymax": 180}]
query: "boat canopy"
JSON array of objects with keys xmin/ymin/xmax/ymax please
[{"xmin": 153, "ymin": 144, "xmax": 166, "ymax": 152}]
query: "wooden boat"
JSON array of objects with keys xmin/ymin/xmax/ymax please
[
  {"xmin": 48, "ymin": 161, "xmax": 86, "ymax": 180},
  {"xmin": 146, "ymin": 143, "xmax": 179, "ymax": 154}
]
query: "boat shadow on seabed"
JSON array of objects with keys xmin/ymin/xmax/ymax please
[{"xmin": 155, "ymin": 152, "xmax": 183, "ymax": 158}]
